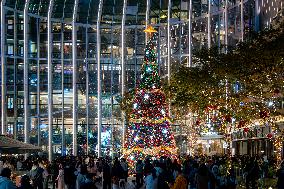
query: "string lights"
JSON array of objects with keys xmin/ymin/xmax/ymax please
[{"xmin": 123, "ymin": 26, "xmax": 177, "ymax": 170}]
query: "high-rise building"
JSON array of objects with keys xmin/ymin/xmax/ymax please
[{"xmin": 0, "ymin": 0, "xmax": 282, "ymax": 160}]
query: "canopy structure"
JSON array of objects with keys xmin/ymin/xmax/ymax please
[{"xmin": 0, "ymin": 135, "xmax": 41, "ymax": 154}]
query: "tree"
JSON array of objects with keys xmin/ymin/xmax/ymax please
[
  {"xmin": 123, "ymin": 27, "xmax": 177, "ymax": 167},
  {"xmin": 165, "ymin": 13, "xmax": 284, "ymax": 159}
]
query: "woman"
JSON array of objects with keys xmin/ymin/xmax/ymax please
[
  {"xmin": 56, "ymin": 164, "xmax": 65, "ymax": 189},
  {"xmin": 170, "ymin": 166, "xmax": 187, "ymax": 189}
]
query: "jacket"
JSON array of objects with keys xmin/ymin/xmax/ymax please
[{"xmin": 0, "ymin": 176, "xmax": 16, "ymax": 189}]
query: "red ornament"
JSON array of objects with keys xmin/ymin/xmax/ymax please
[
  {"xmin": 224, "ymin": 115, "xmax": 232, "ymax": 123},
  {"xmin": 206, "ymin": 105, "xmax": 217, "ymax": 111},
  {"xmin": 243, "ymin": 128, "xmax": 249, "ymax": 132},
  {"xmin": 274, "ymin": 89, "xmax": 280, "ymax": 94},
  {"xmin": 267, "ymin": 133, "xmax": 273, "ymax": 139},
  {"xmin": 196, "ymin": 120, "xmax": 201, "ymax": 125},
  {"xmin": 238, "ymin": 120, "xmax": 246, "ymax": 128},
  {"xmin": 260, "ymin": 110, "xmax": 269, "ymax": 119}
]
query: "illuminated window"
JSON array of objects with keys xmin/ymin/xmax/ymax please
[
  {"xmin": 8, "ymin": 97, "xmax": 13, "ymax": 109},
  {"xmin": 8, "ymin": 45, "xmax": 13, "ymax": 55}
]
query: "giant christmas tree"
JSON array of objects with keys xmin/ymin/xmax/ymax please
[{"xmin": 123, "ymin": 26, "xmax": 177, "ymax": 165}]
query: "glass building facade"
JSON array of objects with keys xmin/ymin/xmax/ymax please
[{"xmin": 0, "ymin": 0, "xmax": 282, "ymax": 160}]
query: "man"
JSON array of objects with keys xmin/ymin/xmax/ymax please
[
  {"xmin": 102, "ymin": 159, "xmax": 111, "ymax": 189},
  {"xmin": 0, "ymin": 168, "xmax": 16, "ymax": 189},
  {"xmin": 29, "ymin": 161, "xmax": 44, "ymax": 189}
]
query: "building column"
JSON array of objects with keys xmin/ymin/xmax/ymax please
[
  {"xmin": 134, "ymin": 8, "xmax": 138, "ymax": 89},
  {"xmin": 13, "ymin": 10, "xmax": 18, "ymax": 139},
  {"xmin": 167, "ymin": 0, "xmax": 172, "ymax": 116},
  {"xmin": 121, "ymin": 0, "xmax": 127, "ymax": 150},
  {"xmin": 85, "ymin": 0, "xmax": 92, "ymax": 156},
  {"xmin": 85, "ymin": 26, "xmax": 89, "ymax": 155},
  {"xmin": 224, "ymin": 0, "xmax": 228, "ymax": 52},
  {"xmin": 1, "ymin": 0, "xmax": 6, "ymax": 135},
  {"xmin": 24, "ymin": 0, "xmax": 30, "ymax": 144},
  {"xmin": 254, "ymin": 0, "xmax": 260, "ymax": 31},
  {"xmin": 240, "ymin": 0, "xmax": 244, "ymax": 42},
  {"xmin": 207, "ymin": 0, "xmax": 211, "ymax": 48},
  {"xmin": 61, "ymin": 22, "xmax": 65, "ymax": 156},
  {"xmin": 167, "ymin": 0, "xmax": 171, "ymax": 83},
  {"xmin": 188, "ymin": 0, "xmax": 192, "ymax": 67},
  {"xmin": 36, "ymin": 18, "xmax": 41, "ymax": 146},
  {"xmin": 97, "ymin": 0, "xmax": 104, "ymax": 157},
  {"xmin": 145, "ymin": 0, "xmax": 151, "ymax": 40},
  {"xmin": 47, "ymin": 0, "xmax": 54, "ymax": 161},
  {"xmin": 72, "ymin": 0, "xmax": 79, "ymax": 157}
]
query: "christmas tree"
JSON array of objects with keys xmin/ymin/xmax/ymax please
[{"xmin": 123, "ymin": 26, "xmax": 177, "ymax": 166}]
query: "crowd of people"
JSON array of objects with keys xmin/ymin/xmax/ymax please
[{"xmin": 0, "ymin": 154, "xmax": 283, "ymax": 189}]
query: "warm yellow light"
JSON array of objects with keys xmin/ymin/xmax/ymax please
[
  {"xmin": 144, "ymin": 25, "xmax": 157, "ymax": 33},
  {"xmin": 160, "ymin": 14, "xmax": 167, "ymax": 19}
]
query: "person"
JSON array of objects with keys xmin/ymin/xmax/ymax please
[
  {"xmin": 0, "ymin": 167, "xmax": 16, "ymax": 189},
  {"xmin": 50, "ymin": 161, "xmax": 58, "ymax": 189},
  {"xmin": 39, "ymin": 162, "xmax": 48, "ymax": 189},
  {"xmin": 170, "ymin": 166, "xmax": 187, "ymax": 189},
  {"xmin": 112, "ymin": 158, "xmax": 123, "ymax": 180},
  {"xmin": 17, "ymin": 175, "xmax": 32, "ymax": 189},
  {"xmin": 17, "ymin": 160, "xmax": 23, "ymax": 171},
  {"xmin": 245, "ymin": 157, "xmax": 260, "ymax": 189},
  {"xmin": 226, "ymin": 168, "xmax": 237, "ymax": 189},
  {"xmin": 172, "ymin": 159, "xmax": 180, "ymax": 180},
  {"xmin": 0, "ymin": 161, "xmax": 3, "ymax": 174},
  {"xmin": 135, "ymin": 160, "xmax": 143, "ymax": 189},
  {"xmin": 87, "ymin": 160, "xmax": 97, "ymax": 178},
  {"xmin": 112, "ymin": 176, "xmax": 119, "ymax": 189},
  {"xmin": 153, "ymin": 160, "xmax": 162, "ymax": 177},
  {"xmin": 64, "ymin": 164, "xmax": 76, "ymax": 189},
  {"xmin": 196, "ymin": 164, "xmax": 210, "ymax": 189},
  {"xmin": 102, "ymin": 159, "xmax": 111, "ymax": 189},
  {"xmin": 56, "ymin": 163, "xmax": 65, "ymax": 189},
  {"xmin": 188, "ymin": 162, "xmax": 198, "ymax": 189},
  {"xmin": 29, "ymin": 161, "xmax": 44, "ymax": 189},
  {"xmin": 120, "ymin": 158, "xmax": 128, "ymax": 187},
  {"xmin": 144, "ymin": 159, "xmax": 153, "ymax": 177},
  {"xmin": 277, "ymin": 161, "xmax": 284, "ymax": 189},
  {"xmin": 145, "ymin": 169, "xmax": 158, "ymax": 189},
  {"xmin": 157, "ymin": 163, "xmax": 171, "ymax": 189},
  {"xmin": 81, "ymin": 173, "xmax": 97, "ymax": 189},
  {"xmin": 76, "ymin": 165, "xmax": 88, "ymax": 189}
]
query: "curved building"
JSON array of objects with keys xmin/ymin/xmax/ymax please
[{"xmin": 0, "ymin": 0, "xmax": 282, "ymax": 160}]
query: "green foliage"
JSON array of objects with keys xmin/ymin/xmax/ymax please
[
  {"xmin": 120, "ymin": 88, "xmax": 135, "ymax": 121},
  {"xmin": 166, "ymin": 19, "xmax": 284, "ymax": 122}
]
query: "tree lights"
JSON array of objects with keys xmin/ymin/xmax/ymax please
[
  {"xmin": 123, "ymin": 26, "xmax": 177, "ymax": 168},
  {"xmin": 165, "ymin": 18, "xmax": 284, "ymax": 161}
]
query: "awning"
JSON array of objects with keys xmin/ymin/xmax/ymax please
[{"xmin": 0, "ymin": 135, "xmax": 41, "ymax": 154}]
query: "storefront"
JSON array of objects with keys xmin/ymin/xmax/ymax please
[
  {"xmin": 232, "ymin": 121, "xmax": 284, "ymax": 157},
  {"xmin": 195, "ymin": 135, "xmax": 225, "ymax": 156}
]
